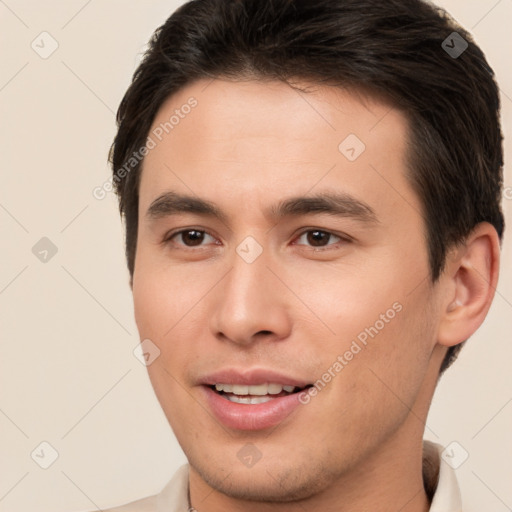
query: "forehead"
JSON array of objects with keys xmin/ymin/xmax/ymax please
[{"xmin": 139, "ymin": 78, "xmax": 416, "ymax": 220}]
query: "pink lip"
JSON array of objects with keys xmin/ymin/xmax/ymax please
[
  {"xmin": 199, "ymin": 368, "xmax": 310, "ymax": 431},
  {"xmin": 201, "ymin": 385, "xmax": 303, "ymax": 431},
  {"xmin": 200, "ymin": 368, "xmax": 310, "ymax": 388}
]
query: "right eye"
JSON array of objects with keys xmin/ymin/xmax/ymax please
[{"xmin": 165, "ymin": 229, "xmax": 219, "ymax": 248}]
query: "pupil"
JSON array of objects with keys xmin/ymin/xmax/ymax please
[
  {"xmin": 307, "ymin": 231, "xmax": 329, "ymax": 247},
  {"xmin": 183, "ymin": 230, "xmax": 204, "ymax": 246}
]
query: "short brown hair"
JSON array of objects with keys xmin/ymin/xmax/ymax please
[{"xmin": 110, "ymin": 0, "xmax": 504, "ymax": 373}]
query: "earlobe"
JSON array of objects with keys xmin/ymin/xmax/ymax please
[{"xmin": 437, "ymin": 223, "xmax": 500, "ymax": 348}]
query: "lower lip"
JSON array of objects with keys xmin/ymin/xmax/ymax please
[{"xmin": 201, "ymin": 386, "xmax": 303, "ymax": 431}]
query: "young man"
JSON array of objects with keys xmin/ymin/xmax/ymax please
[{"xmin": 106, "ymin": 0, "xmax": 503, "ymax": 510}]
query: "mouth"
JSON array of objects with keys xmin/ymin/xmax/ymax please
[
  {"xmin": 210, "ymin": 382, "xmax": 311, "ymax": 404},
  {"xmin": 201, "ymin": 376, "xmax": 314, "ymax": 430},
  {"xmin": 200, "ymin": 368, "xmax": 315, "ymax": 430}
]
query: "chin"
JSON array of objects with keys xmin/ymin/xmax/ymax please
[{"xmin": 189, "ymin": 454, "xmax": 335, "ymax": 503}]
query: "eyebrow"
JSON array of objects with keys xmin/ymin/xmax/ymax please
[
  {"xmin": 145, "ymin": 191, "xmax": 378, "ymax": 225},
  {"xmin": 146, "ymin": 192, "xmax": 229, "ymax": 224},
  {"xmin": 269, "ymin": 193, "xmax": 378, "ymax": 224}
]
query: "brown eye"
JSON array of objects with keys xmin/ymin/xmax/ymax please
[
  {"xmin": 306, "ymin": 231, "xmax": 331, "ymax": 247},
  {"xmin": 296, "ymin": 230, "xmax": 342, "ymax": 248},
  {"xmin": 169, "ymin": 229, "xmax": 216, "ymax": 247},
  {"xmin": 179, "ymin": 230, "xmax": 205, "ymax": 246}
]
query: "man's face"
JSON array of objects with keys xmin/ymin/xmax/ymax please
[{"xmin": 132, "ymin": 79, "xmax": 444, "ymax": 500}]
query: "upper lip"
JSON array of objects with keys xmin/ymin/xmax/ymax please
[{"xmin": 200, "ymin": 368, "xmax": 311, "ymax": 388}]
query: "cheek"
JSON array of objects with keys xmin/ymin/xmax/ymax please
[
  {"xmin": 132, "ymin": 258, "xmax": 217, "ymax": 397},
  {"xmin": 132, "ymin": 264, "xmax": 203, "ymax": 427},
  {"xmin": 132, "ymin": 253, "xmax": 207, "ymax": 341},
  {"xmin": 283, "ymin": 259, "xmax": 401, "ymax": 345},
  {"xmin": 132, "ymin": 272, "xmax": 171, "ymax": 341},
  {"xmin": 308, "ymin": 300, "xmax": 435, "ymax": 466},
  {"xmin": 334, "ymin": 295, "xmax": 435, "ymax": 415},
  {"xmin": 298, "ymin": 261, "xmax": 435, "ymax": 412}
]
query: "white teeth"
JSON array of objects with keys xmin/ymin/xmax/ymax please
[
  {"xmin": 213, "ymin": 383, "xmax": 297, "ymax": 396},
  {"xmin": 267, "ymin": 383, "xmax": 282, "ymax": 395},
  {"xmin": 225, "ymin": 395, "xmax": 274, "ymax": 404},
  {"xmin": 232, "ymin": 384, "xmax": 249, "ymax": 395},
  {"xmin": 245, "ymin": 383, "xmax": 268, "ymax": 396}
]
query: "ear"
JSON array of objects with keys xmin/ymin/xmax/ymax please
[{"xmin": 437, "ymin": 222, "xmax": 500, "ymax": 348}]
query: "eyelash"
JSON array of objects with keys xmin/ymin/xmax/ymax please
[{"xmin": 163, "ymin": 228, "xmax": 351, "ymax": 251}]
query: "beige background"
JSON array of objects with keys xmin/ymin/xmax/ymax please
[{"xmin": 1, "ymin": 1, "xmax": 511, "ymax": 511}]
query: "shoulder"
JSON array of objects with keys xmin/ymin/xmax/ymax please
[{"xmin": 101, "ymin": 494, "xmax": 158, "ymax": 512}]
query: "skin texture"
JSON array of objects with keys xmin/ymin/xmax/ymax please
[{"xmin": 132, "ymin": 79, "xmax": 500, "ymax": 512}]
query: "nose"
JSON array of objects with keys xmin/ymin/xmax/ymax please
[{"xmin": 209, "ymin": 247, "xmax": 292, "ymax": 347}]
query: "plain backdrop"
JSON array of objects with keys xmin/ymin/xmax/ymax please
[{"xmin": 0, "ymin": 1, "xmax": 511, "ymax": 511}]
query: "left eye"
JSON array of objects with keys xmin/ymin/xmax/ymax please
[{"xmin": 294, "ymin": 230, "xmax": 342, "ymax": 248}]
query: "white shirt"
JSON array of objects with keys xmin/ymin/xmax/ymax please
[{"xmin": 101, "ymin": 442, "xmax": 462, "ymax": 512}]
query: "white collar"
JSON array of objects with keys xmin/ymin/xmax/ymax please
[{"xmin": 427, "ymin": 442, "xmax": 462, "ymax": 511}]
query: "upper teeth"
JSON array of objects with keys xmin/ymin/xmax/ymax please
[{"xmin": 215, "ymin": 383, "xmax": 296, "ymax": 395}]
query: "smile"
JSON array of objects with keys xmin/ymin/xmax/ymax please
[
  {"xmin": 212, "ymin": 383, "xmax": 306, "ymax": 404},
  {"xmin": 201, "ymin": 374, "xmax": 313, "ymax": 430}
]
